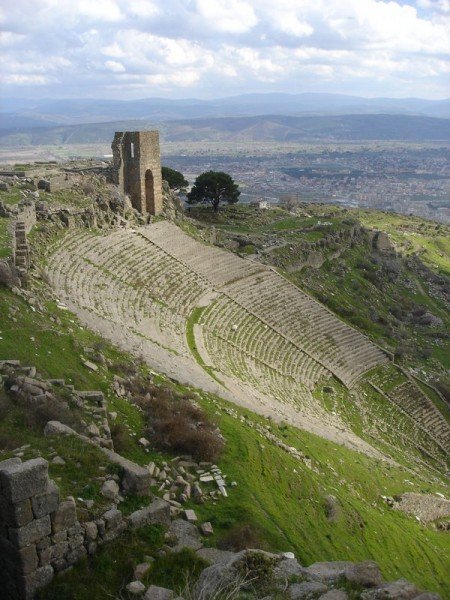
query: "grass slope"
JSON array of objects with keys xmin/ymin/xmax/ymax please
[{"xmin": 1, "ymin": 281, "xmax": 449, "ymax": 597}]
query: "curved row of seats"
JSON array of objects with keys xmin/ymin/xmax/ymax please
[
  {"xmin": 137, "ymin": 222, "xmax": 388, "ymax": 388},
  {"xmin": 387, "ymin": 381, "xmax": 450, "ymax": 454},
  {"xmin": 200, "ymin": 295, "xmax": 327, "ymax": 390},
  {"xmin": 46, "ymin": 229, "xmax": 210, "ymax": 355},
  {"xmin": 202, "ymin": 326, "xmax": 315, "ymax": 411}
]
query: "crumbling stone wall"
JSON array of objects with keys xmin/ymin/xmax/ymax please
[
  {"xmin": 111, "ymin": 131, "xmax": 163, "ymax": 216},
  {"xmin": 37, "ymin": 174, "xmax": 72, "ymax": 193},
  {"xmin": 10, "ymin": 200, "xmax": 37, "ymax": 278},
  {"xmin": 0, "ymin": 457, "xmax": 69, "ymax": 599},
  {"xmin": 0, "ymin": 457, "xmax": 130, "ymax": 599}
]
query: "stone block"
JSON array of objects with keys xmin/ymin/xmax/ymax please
[
  {"xmin": 127, "ymin": 580, "xmax": 146, "ymax": 595},
  {"xmin": 319, "ymin": 591, "xmax": 348, "ymax": 600},
  {"xmin": 303, "ymin": 561, "xmax": 354, "ymax": 583},
  {"xmin": 344, "ymin": 561, "xmax": 383, "ymax": 588},
  {"xmin": 196, "ymin": 547, "xmax": 235, "ymax": 565},
  {"xmin": 101, "ymin": 479, "xmax": 119, "ymax": 500},
  {"xmin": 83, "ymin": 521, "xmax": 98, "ymax": 540},
  {"xmin": 166, "ymin": 519, "xmax": 202, "ymax": 552},
  {"xmin": 19, "ymin": 544, "xmax": 39, "ymax": 575},
  {"xmin": 361, "ymin": 579, "xmax": 420, "ymax": 599},
  {"xmin": 18, "ymin": 564, "xmax": 53, "ymax": 600},
  {"xmin": 274, "ymin": 557, "xmax": 303, "ymax": 580},
  {"xmin": 103, "ymin": 507, "xmax": 122, "ymax": 530},
  {"xmin": 43, "ymin": 420, "xmax": 75, "ymax": 436},
  {"xmin": 184, "ymin": 509, "xmax": 197, "ymax": 522},
  {"xmin": 134, "ymin": 562, "xmax": 152, "ymax": 580},
  {"xmin": 36, "ymin": 535, "xmax": 51, "ymax": 551},
  {"xmin": 289, "ymin": 581, "xmax": 328, "ymax": 599},
  {"xmin": 66, "ymin": 544, "xmax": 87, "ymax": 566},
  {"xmin": 0, "ymin": 496, "xmax": 33, "ymax": 527},
  {"xmin": 96, "ymin": 518, "xmax": 105, "ymax": 537},
  {"xmin": 103, "ymin": 449, "xmax": 151, "ymax": 496},
  {"xmin": 53, "ymin": 530, "xmax": 68, "ymax": 543},
  {"xmin": 51, "ymin": 498, "xmax": 77, "ymax": 532},
  {"xmin": 68, "ymin": 521, "xmax": 83, "ymax": 536},
  {"xmin": 200, "ymin": 522, "xmax": 213, "ymax": 536},
  {"xmin": 9, "ymin": 515, "xmax": 51, "ymax": 548},
  {"xmin": 128, "ymin": 498, "xmax": 171, "ymax": 529},
  {"xmin": 68, "ymin": 533, "xmax": 84, "ymax": 550},
  {"xmin": 31, "ymin": 480, "xmax": 59, "ymax": 519},
  {"xmin": 144, "ymin": 585, "xmax": 174, "ymax": 600},
  {"xmin": 0, "ymin": 458, "xmax": 48, "ymax": 502}
]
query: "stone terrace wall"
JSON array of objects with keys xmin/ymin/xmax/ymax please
[{"xmin": 0, "ymin": 456, "xmax": 168, "ymax": 599}]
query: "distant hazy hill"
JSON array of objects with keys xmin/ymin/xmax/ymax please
[
  {"xmin": 0, "ymin": 93, "xmax": 449, "ymax": 129},
  {"xmin": 1, "ymin": 114, "xmax": 450, "ymax": 146}
]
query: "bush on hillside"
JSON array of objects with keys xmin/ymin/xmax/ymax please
[
  {"xmin": 24, "ymin": 396, "xmax": 78, "ymax": 432},
  {"xmin": 110, "ymin": 422, "xmax": 134, "ymax": 455},
  {"xmin": 218, "ymin": 523, "xmax": 267, "ymax": 552},
  {"xmin": 126, "ymin": 378, "xmax": 224, "ymax": 462}
]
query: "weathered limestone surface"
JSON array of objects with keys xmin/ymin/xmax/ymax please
[{"xmin": 128, "ymin": 498, "xmax": 170, "ymax": 529}]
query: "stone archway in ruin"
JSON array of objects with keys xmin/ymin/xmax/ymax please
[{"xmin": 145, "ymin": 169, "xmax": 156, "ymax": 214}]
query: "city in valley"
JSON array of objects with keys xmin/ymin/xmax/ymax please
[
  {"xmin": 162, "ymin": 142, "xmax": 450, "ymax": 223},
  {"xmin": 1, "ymin": 140, "xmax": 449, "ymax": 223}
]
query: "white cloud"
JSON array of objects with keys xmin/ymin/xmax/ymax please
[
  {"xmin": 75, "ymin": 0, "xmax": 123, "ymax": 22},
  {"xmin": 195, "ymin": 0, "xmax": 258, "ymax": 33},
  {"xmin": 105, "ymin": 60, "xmax": 126, "ymax": 72},
  {"xmin": 3, "ymin": 74, "xmax": 49, "ymax": 85},
  {"xmin": 127, "ymin": 0, "xmax": 159, "ymax": 18},
  {"xmin": 0, "ymin": 0, "xmax": 449, "ymax": 98}
]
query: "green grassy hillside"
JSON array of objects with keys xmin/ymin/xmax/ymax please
[
  {"xmin": 0, "ymin": 280, "xmax": 449, "ymax": 597},
  {"xmin": 1, "ymin": 183, "xmax": 449, "ymax": 598},
  {"xmin": 189, "ymin": 204, "xmax": 450, "ymax": 380}
]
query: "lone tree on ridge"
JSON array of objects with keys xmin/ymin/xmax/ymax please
[
  {"xmin": 187, "ymin": 171, "xmax": 240, "ymax": 212},
  {"xmin": 161, "ymin": 166, "xmax": 189, "ymax": 192}
]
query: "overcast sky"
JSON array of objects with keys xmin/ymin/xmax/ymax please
[{"xmin": 1, "ymin": 0, "xmax": 449, "ymax": 100}]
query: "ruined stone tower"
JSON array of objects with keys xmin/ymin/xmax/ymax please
[{"xmin": 111, "ymin": 131, "xmax": 163, "ymax": 216}]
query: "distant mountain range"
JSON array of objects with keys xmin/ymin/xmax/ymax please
[
  {"xmin": 1, "ymin": 93, "xmax": 449, "ymax": 131},
  {"xmin": 1, "ymin": 114, "xmax": 449, "ymax": 147}
]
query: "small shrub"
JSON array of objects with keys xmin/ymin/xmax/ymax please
[
  {"xmin": 0, "ymin": 393, "xmax": 12, "ymax": 421},
  {"xmin": 112, "ymin": 360, "xmax": 139, "ymax": 377},
  {"xmin": 128, "ymin": 378, "xmax": 224, "ymax": 462},
  {"xmin": 0, "ymin": 432, "xmax": 19, "ymax": 450},
  {"xmin": 143, "ymin": 394, "xmax": 224, "ymax": 462},
  {"xmin": 218, "ymin": 523, "xmax": 266, "ymax": 552},
  {"xmin": 110, "ymin": 422, "xmax": 134, "ymax": 454},
  {"xmin": 234, "ymin": 551, "xmax": 277, "ymax": 592},
  {"xmin": 24, "ymin": 396, "xmax": 78, "ymax": 432},
  {"xmin": 81, "ymin": 182, "xmax": 95, "ymax": 196}
]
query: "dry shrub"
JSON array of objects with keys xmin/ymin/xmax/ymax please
[
  {"xmin": 81, "ymin": 182, "xmax": 95, "ymax": 196},
  {"xmin": 24, "ymin": 396, "xmax": 77, "ymax": 432},
  {"xmin": 0, "ymin": 394, "xmax": 12, "ymax": 421},
  {"xmin": 128, "ymin": 379, "xmax": 224, "ymax": 462},
  {"xmin": 0, "ymin": 432, "xmax": 19, "ymax": 450},
  {"xmin": 113, "ymin": 360, "xmax": 139, "ymax": 377},
  {"xmin": 110, "ymin": 422, "xmax": 134, "ymax": 454},
  {"xmin": 218, "ymin": 524, "xmax": 266, "ymax": 552},
  {"xmin": 146, "ymin": 394, "xmax": 223, "ymax": 462}
]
